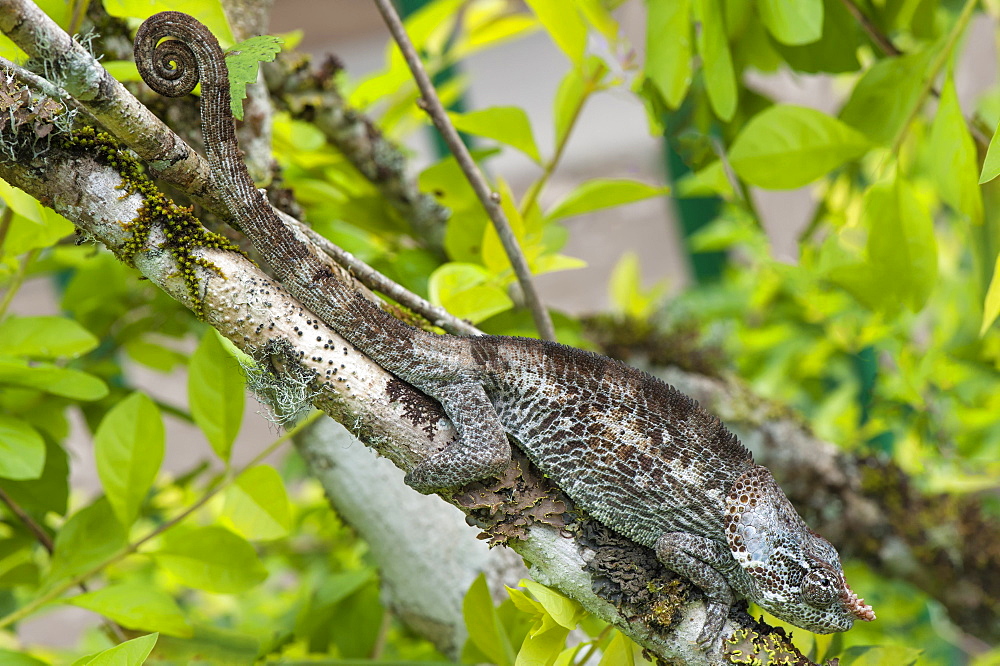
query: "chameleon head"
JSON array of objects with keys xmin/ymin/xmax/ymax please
[{"xmin": 724, "ymin": 466, "xmax": 876, "ymax": 633}]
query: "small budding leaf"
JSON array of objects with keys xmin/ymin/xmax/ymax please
[{"xmin": 226, "ymin": 35, "xmax": 283, "ymax": 121}]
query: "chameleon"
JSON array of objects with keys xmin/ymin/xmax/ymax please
[{"xmin": 133, "ymin": 11, "xmax": 875, "ymax": 649}]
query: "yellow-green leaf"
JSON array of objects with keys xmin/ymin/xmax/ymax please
[
  {"xmin": 80, "ymin": 633, "xmax": 158, "ymax": 666},
  {"xmin": 449, "ymin": 107, "xmax": 541, "ymax": 163},
  {"xmin": 225, "ymin": 35, "xmax": 283, "ymax": 120},
  {"xmin": 546, "ymin": 179, "xmax": 669, "ymax": 221},
  {"xmin": 645, "ymin": 0, "xmax": 692, "ymax": 107},
  {"xmin": 981, "ymin": 123, "xmax": 1000, "ymax": 184},
  {"xmin": 0, "ymin": 416, "xmax": 45, "ymax": 480},
  {"xmin": 519, "ymin": 580, "xmax": 583, "ymax": 630},
  {"xmin": 223, "ymin": 465, "xmax": 292, "ymax": 540},
  {"xmin": 758, "ymin": 0, "xmax": 823, "ymax": 46},
  {"xmin": 66, "ymin": 583, "xmax": 191, "ymax": 637},
  {"xmin": 153, "ymin": 526, "xmax": 266, "ymax": 593},
  {"xmin": 428, "ymin": 263, "xmax": 513, "ymax": 324},
  {"xmin": 95, "ymin": 392, "xmax": 164, "ymax": 528},
  {"xmin": 0, "ymin": 316, "xmax": 98, "ymax": 359},
  {"xmin": 48, "ymin": 499, "xmax": 127, "ymax": 583},
  {"xmin": 694, "ymin": 0, "xmax": 736, "ymax": 121},
  {"xmin": 462, "ymin": 574, "xmax": 514, "ymax": 666},
  {"xmin": 929, "ymin": 74, "xmax": 982, "ymax": 224},
  {"xmin": 981, "ymin": 252, "xmax": 1000, "ymax": 335},
  {"xmin": 728, "ymin": 105, "xmax": 869, "ymax": 189},
  {"xmin": 523, "ymin": 0, "xmax": 587, "ymax": 64},
  {"xmin": 188, "ymin": 329, "xmax": 245, "ymax": 463}
]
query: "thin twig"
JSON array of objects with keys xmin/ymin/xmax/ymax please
[
  {"xmin": 888, "ymin": 0, "xmax": 979, "ymax": 158},
  {"xmin": 839, "ymin": 0, "xmax": 991, "ymax": 149},
  {"xmin": 0, "ymin": 486, "xmax": 55, "ymax": 553},
  {"xmin": 371, "ymin": 0, "xmax": 557, "ymax": 341},
  {"xmin": 838, "ymin": 0, "xmax": 902, "ymax": 56}
]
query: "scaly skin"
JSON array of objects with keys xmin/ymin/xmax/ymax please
[{"xmin": 134, "ymin": 12, "xmax": 875, "ymax": 648}]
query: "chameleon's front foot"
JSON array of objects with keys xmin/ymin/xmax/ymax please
[
  {"xmin": 405, "ymin": 381, "xmax": 513, "ymax": 493},
  {"xmin": 654, "ymin": 532, "xmax": 738, "ymax": 650},
  {"xmin": 404, "ymin": 444, "xmax": 510, "ymax": 494}
]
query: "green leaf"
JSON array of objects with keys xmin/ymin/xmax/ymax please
[
  {"xmin": 728, "ymin": 105, "xmax": 869, "ymax": 189},
  {"xmin": 519, "ymin": 580, "xmax": 583, "ymax": 630},
  {"xmin": 449, "ymin": 107, "xmax": 542, "ymax": 163},
  {"xmin": 80, "ymin": 633, "xmax": 158, "ymax": 666},
  {"xmin": 0, "ymin": 180, "xmax": 74, "ymax": 254},
  {"xmin": 758, "ymin": 0, "xmax": 823, "ymax": 45},
  {"xmin": 551, "ymin": 57, "xmax": 606, "ymax": 148},
  {"xmin": 840, "ymin": 49, "xmax": 935, "ymax": 146},
  {"xmin": 222, "ymin": 465, "xmax": 292, "ymax": 540},
  {"xmin": 546, "ymin": 179, "xmax": 670, "ymax": 221},
  {"xmin": 771, "ymin": 0, "xmax": 863, "ymax": 74},
  {"xmin": 104, "ymin": 0, "xmax": 234, "ymax": 43},
  {"xmin": 597, "ymin": 630, "xmax": 636, "ymax": 666},
  {"xmin": 463, "ymin": 574, "xmax": 515, "ymax": 666},
  {"xmin": 95, "ymin": 392, "xmax": 164, "ymax": 528},
  {"xmin": 694, "ymin": 0, "xmax": 736, "ymax": 121},
  {"xmin": 864, "ymin": 178, "xmax": 938, "ymax": 312},
  {"xmin": 49, "ymin": 499, "xmax": 127, "ymax": 583},
  {"xmin": 153, "ymin": 526, "xmax": 267, "ymax": 593},
  {"xmin": 0, "ymin": 360, "xmax": 108, "ymax": 401},
  {"xmin": 515, "ymin": 624, "xmax": 570, "ymax": 666},
  {"xmin": 831, "ymin": 178, "xmax": 938, "ymax": 313},
  {"xmin": 0, "ymin": 316, "xmax": 98, "ymax": 358},
  {"xmin": 645, "ymin": 0, "xmax": 692, "ymax": 107},
  {"xmin": 0, "ymin": 415, "xmax": 45, "ymax": 480},
  {"xmin": 609, "ymin": 252, "xmax": 667, "ymax": 320},
  {"xmin": 981, "ymin": 252, "xmax": 1000, "ymax": 335},
  {"xmin": 675, "ymin": 161, "xmax": 734, "ymax": 198},
  {"xmin": 980, "ymin": 125, "xmax": 1000, "ymax": 184},
  {"xmin": 188, "ymin": 329, "xmax": 246, "ymax": 463},
  {"xmin": 428, "ymin": 263, "xmax": 513, "ymax": 324},
  {"xmin": 929, "ymin": 74, "xmax": 982, "ymax": 224},
  {"xmin": 523, "ymin": 0, "xmax": 587, "ymax": 64},
  {"xmin": 1, "ymin": 438, "xmax": 69, "ymax": 516},
  {"xmin": 66, "ymin": 583, "xmax": 191, "ymax": 637},
  {"xmin": 225, "ymin": 35, "xmax": 283, "ymax": 120}
]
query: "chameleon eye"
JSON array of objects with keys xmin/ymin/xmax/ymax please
[{"xmin": 801, "ymin": 569, "xmax": 837, "ymax": 608}]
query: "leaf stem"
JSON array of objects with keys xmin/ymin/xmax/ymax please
[
  {"xmin": 0, "ymin": 409, "xmax": 322, "ymax": 630},
  {"xmin": 518, "ymin": 65, "xmax": 604, "ymax": 219},
  {"xmin": 888, "ymin": 0, "xmax": 981, "ymax": 157},
  {"xmin": 0, "ymin": 248, "xmax": 38, "ymax": 322},
  {"xmin": 371, "ymin": 0, "xmax": 556, "ymax": 341},
  {"xmin": 0, "ymin": 206, "xmax": 12, "ymax": 257}
]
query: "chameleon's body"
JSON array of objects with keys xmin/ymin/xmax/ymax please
[{"xmin": 134, "ymin": 12, "xmax": 874, "ymax": 648}]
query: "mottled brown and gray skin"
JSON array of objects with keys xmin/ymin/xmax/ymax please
[{"xmin": 134, "ymin": 12, "xmax": 874, "ymax": 649}]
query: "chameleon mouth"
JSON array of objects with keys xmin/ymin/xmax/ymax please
[{"xmin": 843, "ymin": 583, "xmax": 876, "ymax": 622}]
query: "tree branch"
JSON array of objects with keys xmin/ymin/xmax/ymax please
[
  {"xmin": 265, "ymin": 54, "xmax": 450, "ymax": 255},
  {"xmin": 370, "ymin": 0, "xmax": 557, "ymax": 342}
]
